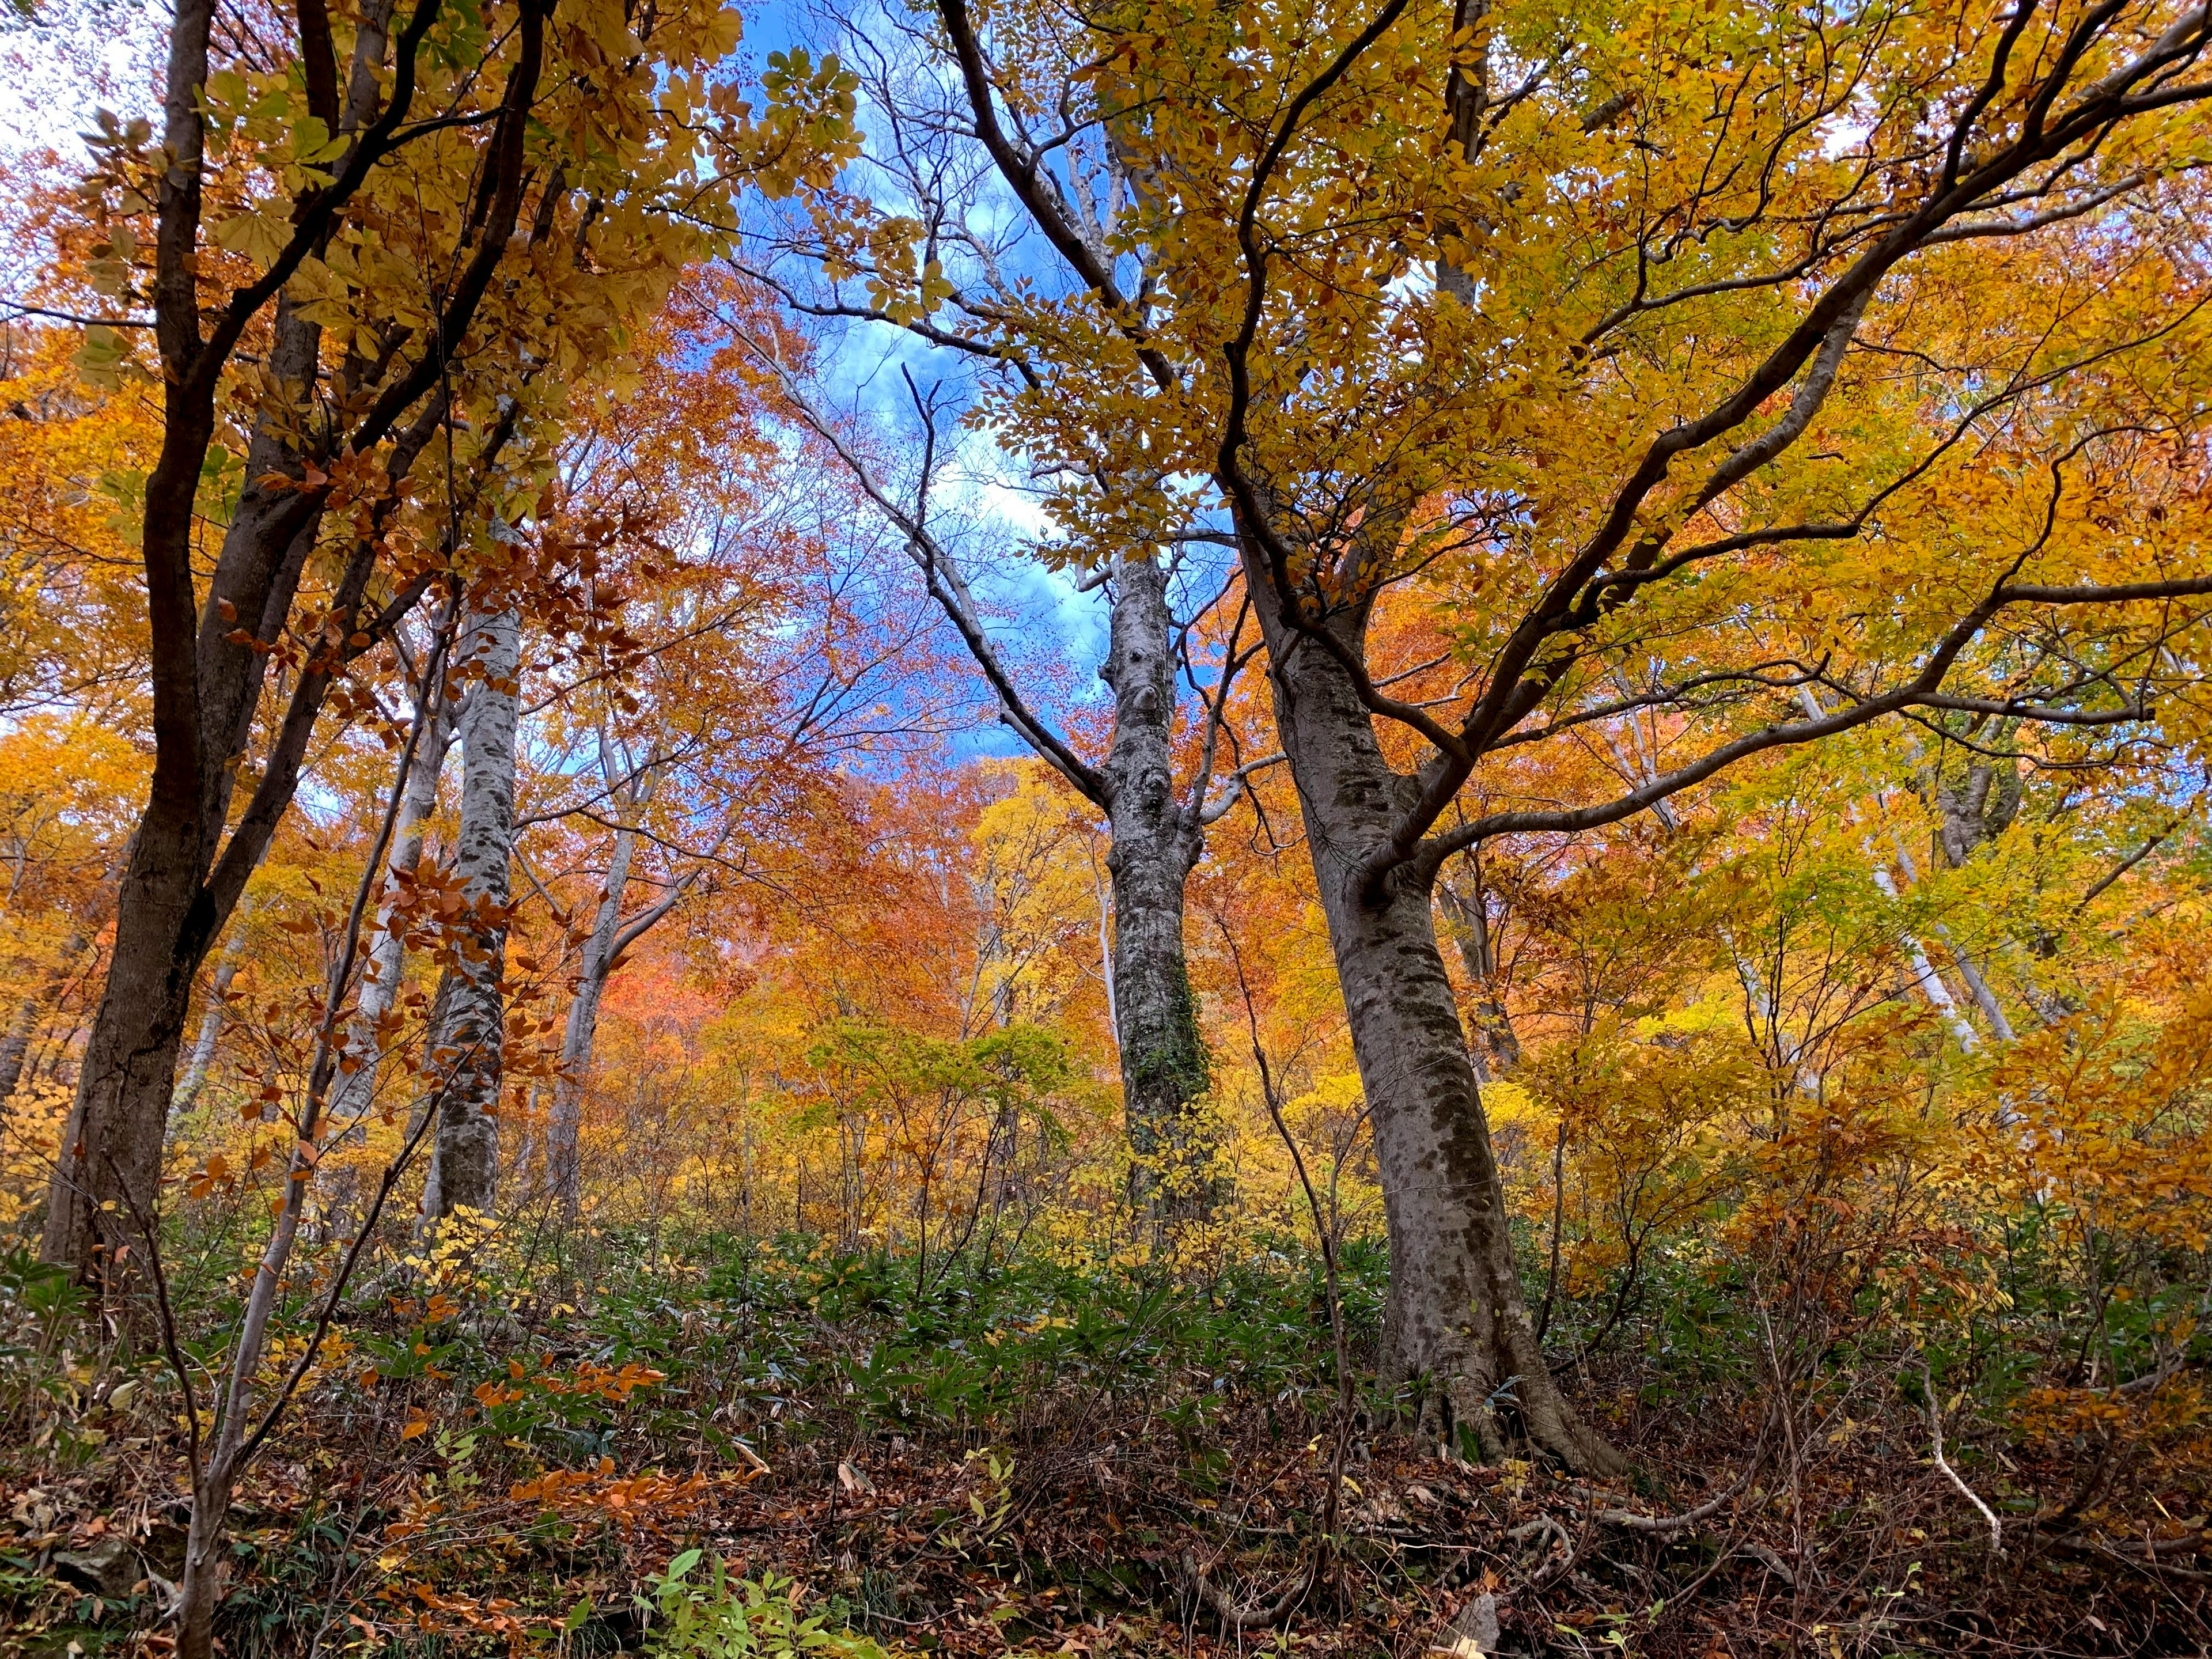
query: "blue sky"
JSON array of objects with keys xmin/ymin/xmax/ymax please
[{"xmin": 0, "ymin": 0, "xmax": 1135, "ymax": 765}]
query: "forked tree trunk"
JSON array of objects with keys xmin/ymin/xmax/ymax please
[
  {"xmin": 46, "ymin": 784, "xmax": 230, "ymax": 1277},
  {"xmin": 1099, "ymin": 556, "xmax": 1210, "ymax": 1214},
  {"xmin": 422, "ymin": 608, "xmax": 520, "ymax": 1221},
  {"xmin": 1927, "ymin": 749, "xmax": 2028, "ymax": 1035},
  {"xmin": 44, "ymin": 0, "xmax": 548, "ymax": 1282},
  {"xmin": 42, "ymin": 306, "xmax": 330, "ymax": 1279},
  {"xmin": 1245, "ymin": 573, "xmax": 1623, "ymax": 1475}
]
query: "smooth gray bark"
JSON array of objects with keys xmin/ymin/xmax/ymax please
[
  {"xmin": 172, "ymin": 903, "xmax": 253, "ymax": 1112},
  {"xmin": 768, "ymin": 386, "xmax": 1230, "ymax": 1212},
  {"xmin": 546, "ymin": 820, "xmax": 638, "ymax": 1211},
  {"xmin": 1933, "ymin": 751, "xmax": 2022, "ymax": 871},
  {"xmin": 423, "ymin": 608, "xmax": 520, "ymax": 1220},
  {"xmin": 544, "ymin": 750, "xmax": 715, "ymax": 1213},
  {"xmin": 1870, "ymin": 862, "xmax": 1980, "ymax": 1049},
  {"xmin": 331, "ymin": 690, "xmax": 458, "ymax": 1132},
  {"xmin": 1927, "ymin": 749, "xmax": 2033, "ymax": 1035},
  {"xmin": 1892, "ymin": 834, "xmax": 2016, "ymax": 1042},
  {"xmin": 1242, "ymin": 565, "xmax": 1623, "ymax": 1475}
]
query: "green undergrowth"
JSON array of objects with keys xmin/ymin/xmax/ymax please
[
  {"xmin": 2, "ymin": 1229, "xmax": 1400, "ymax": 1657},
  {"xmin": 575, "ymin": 1231, "xmax": 1393, "ymax": 1447},
  {"xmin": 6, "ymin": 1214, "xmax": 2204, "ymax": 1657}
]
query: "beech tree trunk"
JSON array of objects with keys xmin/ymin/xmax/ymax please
[
  {"xmin": 1097, "ymin": 555, "xmax": 1211, "ymax": 1212},
  {"xmin": 43, "ymin": 306, "xmax": 329, "ymax": 1278},
  {"xmin": 172, "ymin": 902, "xmax": 254, "ymax": 1112},
  {"xmin": 1927, "ymin": 749, "xmax": 2028, "ymax": 1035},
  {"xmin": 422, "ymin": 608, "xmax": 520, "ymax": 1221},
  {"xmin": 1933, "ymin": 750, "xmax": 2022, "ymax": 870},
  {"xmin": 330, "ymin": 688, "xmax": 458, "ymax": 1131},
  {"xmin": 779, "ymin": 394, "xmax": 1223, "ymax": 1210},
  {"xmin": 1244, "ymin": 570, "xmax": 1622, "ymax": 1474},
  {"xmin": 546, "ymin": 821, "xmax": 637, "ymax": 1212}
]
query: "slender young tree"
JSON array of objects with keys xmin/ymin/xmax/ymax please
[
  {"xmin": 543, "ymin": 757, "xmax": 677, "ymax": 1211},
  {"xmin": 327, "ymin": 624, "xmax": 461, "ymax": 1137},
  {"xmin": 171, "ymin": 897, "xmax": 253, "ymax": 1112}
]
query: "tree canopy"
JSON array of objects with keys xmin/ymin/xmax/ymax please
[{"xmin": 2, "ymin": 0, "xmax": 2210, "ymax": 1652}]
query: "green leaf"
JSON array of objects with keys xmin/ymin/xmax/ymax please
[{"xmin": 74, "ymin": 324, "xmax": 127, "ymax": 393}]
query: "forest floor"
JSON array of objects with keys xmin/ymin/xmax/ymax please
[{"xmin": 2, "ymin": 1234, "xmax": 2205, "ymax": 1658}]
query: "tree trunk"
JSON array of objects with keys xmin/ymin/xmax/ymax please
[
  {"xmin": 546, "ymin": 821, "xmax": 638, "ymax": 1214},
  {"xmin": 315, "ymin": 682, "xmax": 456, "ymax": 1244},
  {"xmin": 0, "ymin": 995, "xmax": 37, "ymax": 1107},
  {"xmin": 1889, "ymin": 835, "xmax": 2016, "ymax": 1041},
  {"xmin": 43, "ymin": 797, "xmax": 226, "ymax": 1277},
  {"xmin": 0, "ymin": 911, "xmax": 100, "ymax": 1107},
  {"xmin": 330, "ymin": 688, "xmax": 458, "ymax": 1131},
  {"xmin": 1933, "ymin": 751, "xmax": 2021, "ymax": 871},
  {"xmin": 1097, "ymin": 555, "xmax": 1211, "ymax": 1216},
  {"xmin": 423, "ymin": 608, "xmax": 520, "ymax": 1221},
  {"xmin": 43, "ymin": 0, "xmax": 550, "ymax": 1278},
  {"xmin": 1869, "ymin": 865, "xmax": 1980, "ymax": 1050},
  {"xmin": 1244, "ymin": 570, "xmax": 1623, "ymax": 1475},
  {"xmin": 1435, "ymin": 862, "xmax": 1521, "ymax": 1079},
  {"xmin": 172, "ymin": 902, "xmax": 255, "ymax": 1112},
  {"xmin": 175, "ymin": 1471, "xmax": 234, "ymax": 1659},
  {"xmin": 41, "ymin": 301, "xmax": 331, "ymax": 1278},
  {"xmin": 780, "ymin": 395, "xmax": 1223, "ymax": 1207}
]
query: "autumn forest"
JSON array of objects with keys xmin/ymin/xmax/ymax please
[{"xmin": 1, "ymin": 0, "xmax": 2209, "ymax": 1652}]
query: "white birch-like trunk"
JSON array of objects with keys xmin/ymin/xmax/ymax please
[
  {"xmin": 423, "ymin": 608, "xmax": 520, "ymax": 1220},
  {"xmin": 1869, "ymin": 864, "xmax": 1981, "ymax": 1051},
  {"xmin": 172, "ymin": 903, "xmax": 254, "ymax": 1111},
  {"xmin": 330, "ymin": 694, "xmax": 458, "ymax": 1134},
  {"xmin": 1892, "ymin": 835, "xmax": 2015, "ymax": 1042}
]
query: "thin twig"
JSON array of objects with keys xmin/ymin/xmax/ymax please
[{"xmin": 1922, "ymin": 1358, "xmax": 2002, "ymax": 1556}]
